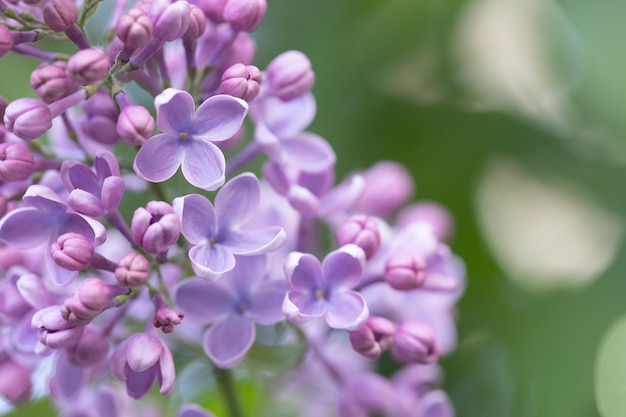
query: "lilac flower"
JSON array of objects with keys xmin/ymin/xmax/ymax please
[
  {"xmin": 133, "ymin": 88, "xmax": 248, "ymax": 190},
  {"xmin": 174, "ymin": 255, "xmax": 286, "ymax": 368},
  {"xmin": 110, "ymin": 332, "xmax": 175, "ymax": 399},
  {"xmin": 282, "ymin": 244, "xmax": 368, "ymax": 330},
  {"xmin": 173, "ymin": 172, "xmax": 286, "ymax": 278}
]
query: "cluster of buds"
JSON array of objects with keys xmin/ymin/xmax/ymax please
[{"xmin": 0, "ymin": 0, "xmax": 465, "ymax": 416}]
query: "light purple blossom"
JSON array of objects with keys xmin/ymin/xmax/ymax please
[
  {"xmin": 282, "ymin": 244, "xmax": 368, "ymax": 330},
  {"xmin": 174, "ymin": 255, "xmax": 286, "ymax": 368},
  {"xmin": 133, "ymin": 88, "xmax": 248, "ymax": 190},
  {"xmin": 173, "ymin": 172, "xmax": 286, "ymax": 278}
]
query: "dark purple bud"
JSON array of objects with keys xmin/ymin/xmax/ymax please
[
  {"xmin": 0, "ymin": 356, "xmax": 31, "ymax": 404},
  {"xmin": 43, "ymin": 0, "xmax": 78, "ymax": 32},
  {"xmin": 131, "ymin": 201, "xmax": 180, "ymax": 254},
  {"xmin": 0, "ymin": 25, "xmax": 13, "ymax": 58},
  {"xmin": 116, "ymin": 104, "xmax": 154, "ymax": 146},
  {"xmin": 66, "ymin": 48, "xmax": 109, "ymax": 84},
  {"xmin": 349, "ymin": 316, "xmax": 395, "ymax": 359},
  {"xmin": 384, "ymin": 253, "xmax": 427, "ymax": 291},
  {"xmin": 391, "ymin": 321, "xmax": 439, "ymax": 365},
  {"xmin": 3, "ymin": 98, "xmax": 52, "ymax": 141},
  {"xmin": 80, "ymin": 92, "xmax": 119, "ymax": 145},
  {"xmin": 152, "ymin": 293, "xmax": 183, "ymax": 334},
  {"xmin": 50, "ymin": 233, "xmax": 94, "ymax": 271},
  {"xmin": 115, "ymin": 252, "xmax": 150, "ymax": 287},
  {"xmin": 220, "ymin": 63, "xmax": 261, "ymax": 102},
  {"xmin": 0, "ymin": 143, "xmax": 34, "ymax": 182},
  {"xmin": 30, "ymin": 62, "xmax": 76, "ymax": 103},
  {"xmin": 116, "ymin": 7, "xmax": 153, "ymax": 49},
  {"xmin": 152, "ymin": 0, "xmax": 191, "ymax": 41},
  {"xmin": 183, "ymin": 4, "xmax": 207, "ymax": 40},
  {"xmin": 266, "ymin": 50, "xmax": 314, "ymax": 101},
  {"xmin": 336, "ymin": 214, "xmax": 380, "ymax": 260},
  {"xmin": 223, "ymin": 0, "xmax": 266, "ymax": 32},
  {"xmin": 32, "ymin": 305, "xmax": 85, "ymax": 349},
  {"xmin": 195, "ymin": 0, "xmax": 228, "ymax": 23},
  {"xmin": 61, "ymin": 278, "xmax": 129, "ymax": 325},
  {"xmin": 66, "ymin": 327, "xmax": 109, "ymax": 366}
]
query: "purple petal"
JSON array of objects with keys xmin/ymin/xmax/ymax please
[
  {"xmin": 325, "ymin": 290, "xmax": 368, "ymax": 330},
  {"xmin": 100, "ymin": 176, "xmax": 125, "ymax": 212},
  {"xmin": 46, "ymin": 255, "xmax": 78, "ymax": 286},
  {"xmin": 286, "ymin": 253, "xmax": 323, "ymax": 292},
  {"xmin": 322, "ymin": 244, "xmax": 365, "ymax": 290},
  {"xmin": 157, "ymin": 338, "xmax": 175, "ymax": 395},
  {"xmin": 67, "ymin": 189, "xmax": 105, "ymax": 217},
  {"xmin": 222, "ymin": 255, "xmax": 267, "ymax": 295},
  {"xmin": 126, "ymin": 333, "xmax": 161, "ymax": 372},
  {"xmin": 49, "ymin": 352, "xmax": 84, "ymax": 401},
  {"xmin": 247, "ymin": 280, "xmax": 288, "ymax": 325},
  {"xmin": 189, "ymin": 243, "xmax": 236, "ymax": 279},
  {"xmin": 133, "ymin": 133, "xmax": 184, "ymax": 183},
  {"xmin": 126, "ymin": 365, "xmax": 156, "ymax": 399},
  {"xmin": 0, "ymin": 208, "xmax": 57, "ymax": 248},
  {"xmin": 176, "ymin": 404, "xmax": 217, "ymax": 417},
  {"xmin": 251, "ymin": 93, "xmax": 315, "ymax": 137},
  {"xmin": 192, "ymin": 94, "xmax": 248, "ymax": 142},
  {"xmin": 418, "ymin": 390, "xmax": 455, "ymax": 417},
  {"xmin": 180, "ymin": 140, "xmax": 225, "ymax": 191},
  {"xmin": 174, "ymin": 278, "xmax": 234, "ymax": 323},
  {"xmin": 94, "ymin": 150, "xmax": 120, "ymax": 177},
  {"xmin": 319, "ymin": 174, "xmax": 365, "ymax": 217},
  {"xmin": 173, "ymin": 194, "xmax": 217, "ymax": 244},
  {"xmin": 281, "ymin": 132, "xmax": 336, "ymax": 172},
  {"xmin": 66, "ymin": 163, "xmax": 99, "ymax": 194},
  {"xmin": 155, "ymin": 88, "xmax": 195, "ymax": 135},
  {"xmin": 220, "ymin": 227, "xmax": 286, "ymax": 255},
  {"xmin": 59, "ymin": 213, "xmax": 97, "ymax": 242},
  {"xmin": 110, "ymin": 338, "xmax": 129, "ymax": 381},
  {"xmin": 282, "ymin": 291, "xmax": 325, "ymax": 325},
  {"xmin": 203, "ymin": 314, "xmax": 255, "ymax": 368},
  {"xmin": 215, "ymin": 173, "xmax": 260, "ymax": 228},
  {"xmin": 22, "ymin": 185, "xmax": 66, "ymax": 213}
]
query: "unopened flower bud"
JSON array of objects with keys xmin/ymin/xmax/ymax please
[
  {"xmin": 266, "ymin": 50, "xmax": 314, "ymax": 101},
  {"xmin": 67, "ymin": 48, "xmax": 109, "ymax": 84},
  {"xmin": 30, "ymin": 63, "xmax": 76, "ymax": 103},
  {"xmin": 0, "ymin": 357, "xmax": 31, "ymax": 404},
  {"xmin": 66, "ymin": 327, "xmax": 109, "ymax": 366},
  {"xmin": 32, "ymin": 305, "xmax": 85, "ymax": 349},
  {"xmin": 183, "ymin": 4, "xmax": 206, "ymax": 40},
  {"xmin": 132, "ymin": 201, "xmax": 180, "ymax": 254},
  {"xmin": 195, "ymin": 0, "xmax": 227, "ymax": 22},
  {"xmin": 391, "ymin": 321, "xmax": 439, "ymax": 364},
  {"xmin": 50, "ymin": 233, "xmax": 94, "ymax": 271},
  {"xmin": 152, "ymin": 294, "xmax": 183, "ymax": 334},
  {"xmin": 384, "ymin": 253, "xmax": 427, "ymax": 291},
  {"xmin": 116, "ymin": 104, "xmax": 154, "ymax": 146},
  {"xmin": 0, "ymin": 143, "xmax": 34, "ymax": 182},
  {"xmin": 0, "ymin": 25, "xmax": 13, "ymax": 58},
  {"xmin": 61, "ymin": 278, "xmax": 129, "ymax": 325},
  {"xmin": 115, "ymin": 252, "xmax": 150, "ymax": 287},
  {"xmin": 3, "ymin": 98, "xmax": 52, "ymax": 141},
  {"xmin": 43, "ymin": 0, "xmax": 78, "ymax": 32},
  {"xmin": 116, "ymin": 7, "xmax": 153, "ymax": 50},
  {"xmin": 348, "ymin": 316, "xmax": 395, "ymax": 359},
  {"xmin": 397, "ymin": 201, "xmax": 454, "ymax": 242},
  {"xmin": 337, "ymin": 214, "xmax": 380, "ymax": 260},
  {"xmin": 356, "ymin": 161, "xmax": 414, "ymax": 218},
  {"xmin": 223, "ymin": 0, "xmax": 266, "ymax": 32},
  {"xmin": 152, "ymin": 0, "xmax": 191, "ymax": 41},
  {"xmin": 81, "ymin": 92, "xmax": 119, "ymax": 145},
  {"xmin": 220, "ymin": 63, "xmax": 261, "ymax": 102}
]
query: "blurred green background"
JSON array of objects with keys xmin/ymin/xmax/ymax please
[{"xmin": 4, "ymin": 0, "xmax": 626, "ymax": 416}]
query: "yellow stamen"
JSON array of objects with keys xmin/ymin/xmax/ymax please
[
  {"xmin": 315, "ymin": 289, "xmax": 325, "ymax": 300},
  {"xmin": 179, "ymin": 132, "xmax": 189, "ymax": 140}
]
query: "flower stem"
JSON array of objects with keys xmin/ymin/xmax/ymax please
[{"xmin": 213, "ymin": 367, "xmax": 243, "ymax": 417}]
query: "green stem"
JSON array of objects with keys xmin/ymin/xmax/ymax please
[{"xmin": 213, "ymin": 367, "xmax": 243, "ymax": 417}]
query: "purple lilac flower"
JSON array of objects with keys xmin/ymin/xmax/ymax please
[
  {"xmin": 133, "ymin": 88, "xmax": 248, "ymax": 190},
  {"xmin": 173, "ymin": 172, "xmax": 286, "ymax": 278},
  {"xmin": 174, "ymin": 255, "xmax": 286, "ymax": 368},
  {"xmin": 282, "ymin": 244, "xmax": 368, "ymax": 330}
]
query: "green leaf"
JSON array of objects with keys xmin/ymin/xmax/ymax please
[{"xmin": 595, "ymin": 314, "xmax": 626, "ymax": 417}]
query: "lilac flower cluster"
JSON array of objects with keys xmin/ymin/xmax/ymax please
[{"xmin": 0, "ymin": 1, "xmax": 466, "ymax": 416}]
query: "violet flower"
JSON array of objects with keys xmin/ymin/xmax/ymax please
[
  {"xmin": 173, "ymin": 172, "xmax": 286, "ymax": 278},
  {"xmin": 174, "ymin": 255, "xmax": 286, "ymax": 368},
  {"xmin": 282, "ymin": 244, "xmax": 369, "ymax": 330},
  {"xmin": 133, "ymin": 88, "xmax": 248, "ymax": 190}
]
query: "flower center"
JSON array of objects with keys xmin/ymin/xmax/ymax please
[
  {"xmin": 179, "ymin": 132, "xmax": 189, "ymax": 140},
  {"xmin": 314, "ymin": 289, "xmax": 326, "ymax": 300}
]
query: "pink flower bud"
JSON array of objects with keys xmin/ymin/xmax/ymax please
[
  {"xmin": 0, "ymin": 357, "xmax": 31, "ymax": 404},
  {"xmin": 30, "ymin": 62, "xmax": 76, "ymax": 103},
  {"xmin": 115, "ymin": 252, "xmax": 150, "ymax": 287},
  {"xmin": 223, "ymin": 0, "xmax": 266, "ymax": 32},
  {"xmin": 50, "ymin": 233, "xmax": 94, "ymax": 271},
  {"xmin": 3, "ymin": 98, "xmax": 52, "ymax": 141},
  {"xmin": 61, "ymin": 278, "xmax": 129, "ymax": 325},
  {"xmin": 66, "ymin": 327, "xmax": 109, "ymax": 366},
  {"xmin": 0, "ymin": 143, "xmax": 34, "ymax": 182},
  {"xmin": 32, "ymin": 305, "xmax": 85, "ymax": 349},
  {"xmin": 152, "ymin": 0, "xmax": 191, "ymax": 41},
  {"xmin": 391, "ymin": 321, "xmax": 439, "ymax": 364},
  {"xmin": 266, "ymin": 50, "xmax": 315, "ymax": 101},
  {"xmin": 348, "ymin": 316, "xmax": 395, "ymax": 359},
  {"xmin": 356, "ymin": 161, "xmax": 414, "ymax": 219},
  {"xmin": 67, "ymin": 48, "xmax": 109, "ymax": 84},
  {"xmin": 152, "ymin": 294, "xmax": 183, "ymax": 334},
  {"xmin": 183, "ymin": 4, "xmax": 207, "ymax": 40},
  {"xmin": 81, "ymin": 92, "xmax": 119, "ymax": 145},
  {"xmin": 220, "ymin": 63, "xmax": 261, "ymax": 102},
  {"xmin": 397, "ymin": 201, "xmax": 454, "ymax": 242},
  {"xmin": 384, "ymin": 253, "xmax": 427, "ymax": 291},
  {"xmin": 116, "ymin": 7, "xmax": 153, "ymax": 49},
  {"xmin": 131, "ymin": 201, "xmax": 180, "ymax": 254},
  {"xmin": 43, "ymin": 0, "xmax": 78, "ymax": 32},
  {"xmin": 337, "ymin": 214, "xmax": 380, "ymax": 260},
  {"xmin": 195, "ymin": 0, "xmax": 228, "ymax": 23},
  {"xmin": 0, "ymin": 25, "xmax": 14, "ymax": 58},
  {"xmin": 116, "ymin": 104, "xmax": 154, "ymax": 146}
]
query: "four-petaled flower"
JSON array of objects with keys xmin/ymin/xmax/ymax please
[{"xmin": 133, "ymin": 88, "xmax": 248, "ymax": 191}]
